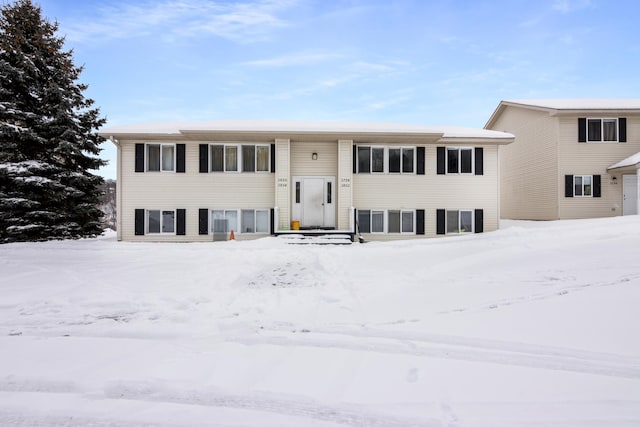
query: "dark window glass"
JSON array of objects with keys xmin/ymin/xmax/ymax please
[
  {"xmin": 211, "ymin": 145, "xmax": 224, "ymax": 171},
  {"xmin": 148, "ymin": 210, "xmax": 160, "ymax": 233},
  {"xmin": 461, "ymin": 149, "xmax": 472, "ymax": 173},
  {"xmin": 388, "ymin": 210, "xmax": 400, "ymax": 233},
  {"xmin": 358, "ymin": 147, "xmax": 370, "ymax": 173},
  {"xmin": 242, "ymin": 145, "xmax": 255, "ymax": 172},
  {"xmin": 295, "ymin": 182, "xmax": 300, "ymax": 203},
  {"xmin": 389, "ymin": 148, "xmax": 401, "ymax": 173},
  {"xmin": 225, "ymin": 146, "xmax": 238, "ymax": 171},
  {"xmin": 574, "ymin": 176, "xmax": 583, "ymax": 196},
  {"xmin": 241, "ymin": 209, "xmax": 255, "ymax": 233},
  {"xmin": 447, "ymin": 210, "xmax": 459, "ymax": 233},
  {"xmin": 147, "ymin": 144, "xmax": 160, "ymax": 171},
  {"xmin": 587, "ymin": 119, "xmax": 602, "ymax": 141},
  {"xmin": 358, "ymin": 210, "xmax": 370, "ymax": 233},
  {"xmin": 402, "ymin": 148, "xmax": 414, "ymax": 173},
  {"xmin": 402, "ymin": 211, "xmax": 413, "ymax": 233},
  {"xmin": 162, "ymin": 211, "xmax": 175, "ymax": 233},
  {"xmin": 372, "ymin": 148, "xmax": 384, "ymax": 172},
  {"xmin": 372, "ymin": 211, "xmax": 384, "ymax": 232},
  {"xmin": 327, "ymin": 182, "xmax": 332, "ymax": 204},
  {"xmin": 447, "ymin": 148, "xmax": 458, "ymax": 173}
]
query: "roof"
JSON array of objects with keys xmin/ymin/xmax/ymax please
[
  {"xmin": 608, "ymin": 151, "xmax": 640, "ymax": 172},
  {"xmin": 485, "ymin": 98, "xmax": 640, "ymax": 129},
  {"xmin": 100, "ymin": 120, "xmax": 514, "ymax": 141}
]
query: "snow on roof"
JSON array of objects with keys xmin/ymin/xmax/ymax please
[
  {"xmin": 100, "ymin": 120, "xmax": 513, "ymax": 139},
  {"xmin": 608, "ymin": 151, "xmax": 640, "ymax": 171},
  {"xmin": 504, "ymin": 99, "xmax": 640, "ymax": 110}
]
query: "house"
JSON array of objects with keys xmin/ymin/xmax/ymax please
[
  {"xmin": 100, "ymin": 121, "xmax": 514, "ymax": 242},
  {"xmin": 485, "ymin": 99, "xmax": 640, "ymax": 220}
]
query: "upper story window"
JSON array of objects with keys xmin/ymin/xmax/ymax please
[
  {"xmin": 578, "ymin": 117, "xmax": 626, "ymax": 143},
  {"xmin": 356, "ymin": 145, "xmax": 416, "ymax": 174},
  {"xmin": 147, "ymin": 144, "xmax": 175, "ymax": 172},
  {"xmin": 209, "ymin": 144, "xmax": 270, "ymax": 172},
  {"xmin": 447, "ymin": 147, "xmax": 473, "ymax": 174}
]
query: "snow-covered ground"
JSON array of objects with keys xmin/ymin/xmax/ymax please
[{"xmin": 1, "ymin": 217, "xmax": 639, "ymax": 426}]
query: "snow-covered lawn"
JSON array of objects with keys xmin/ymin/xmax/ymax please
[{"xmin": 1, "ymin": 217, "xmax": 639, "ymax": 426}]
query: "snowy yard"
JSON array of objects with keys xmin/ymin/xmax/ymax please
[{"xmin": 1, "ymin": 217, "xmax": 639, "ymax": 426}]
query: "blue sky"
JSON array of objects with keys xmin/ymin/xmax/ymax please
[{"xmin": 34, "ymin": 0, "xmax": 640, "ymax": 179}]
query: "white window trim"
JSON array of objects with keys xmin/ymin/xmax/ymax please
[
  {"xmin": 210, "ymin": 143, "xmax": 270, "ymax": 173},
  {"xmin": 146, "ymin": 143, "xmax": 176, "ymax": 173},
  {"xmin": 359, "ymin": 209, "xmax": 416, "ymax": 234},
  {"xmin": 445, "ymin": 209, "xmax": 473, "ymax": 234},
  {"xmin": 573, "ymin": 175, "xmax": 593, "ymax": 197},
  {"xmin": 446, "ymin": 147, "xmax": 474, "ymax": 175},
  {"xmin": 586, "ymin": 118, "xmax": 618, "ymax": 143},
  {"xmin": 210, "ymin": 209, "xmax": 239, "ymax": 234},
  {"xmin": 210, "ymin": 208, "xmax": 269, "ymax": 234},
  {"xmin": 146, "ymin": 209, "xmax": 176, "ymax": 235}
]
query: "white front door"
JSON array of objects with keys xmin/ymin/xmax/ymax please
[
  {"xmin": 292, "ymin": 176, "xmax": 335, "ymax": 228},
  {"xmin": 623, "ymin": 174, "xmax": 638, "ymax": 215}
]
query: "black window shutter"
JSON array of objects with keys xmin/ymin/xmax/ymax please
[
  {"xmin": 135, "ymin": 144, "xmax": 145, "ymax": 172},
  {"xmin": 199, "ymin": 208, "xmax": 209, "ymax": 235},
  {"xmin": 176, "ymin": 209, "xmax": 186, "ymax": 235},
  {"xmin": 578, "ymin": 118, "xmax": 586, "ymax": 142},
  {"xmin": 436, "ymin": 209, "xmax": 445, "ymax": 234},
  {"xmin": 270, "ymin": 208, "xmax": 275, "ymax": 235},
  {"xmin": 270, "ymin": 143, "xmax": 276, "ymax": 173},
  {"xmin": 416, "ymin": 209, "xmax": 425, "ymax": 235},
  {"xmin": 619, "ymin": 118, "xmax": 627, "ymax": 142},
  {"xmin": 475, "ymin": 147, "xmax": 483, "ymax": 175},
  {"xmin": 176, "ymin": 144, "xmax": 186, "ymax": 173},
  {"xmin": 135, "ymin": 209, "xmax": 145, "ymax": 235},
  {"xmin": 474, "ymin": 209, "xmax": 483, "ymax": 233},
  {"xmin": 353, "ymin": 145, "xmax": 357, "ymax": 173},
  {"xmin": 416, "ymin": 147, "xmax": 425, "ymax": 175},
  {"xmin": 437, "ymin": 147, "xmax": 445, "ymax": 175},
  {"xmin": 199, "ymin": 144, "xmax": 208, "ymax": 173},
  {"xmin": 593, "ymin": 175, "xmax": 601, "ymax": 197},
  {"xmin": 565, "ymin": 175, "xmax": 574, "ymax": 197}
]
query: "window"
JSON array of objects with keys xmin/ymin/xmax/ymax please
[
  {"xmin": 147, "ymin": 209, "xmax": 175, "ymax": 234},
  {"xmin": 241, "ymin": 209, "xmax": 269, "ymax": 233},
  {"xmin": 447, "ymin": 147, "xmax": 472, "ymax": 174},
  {"xmin": 446, "ymin": 210, "xmax": 473, "ymax": 234},
  {"xmin": 211, "ymin": 210, "xmax": 238, "ymax": 233},
  {"xmin": 357, "ymin": 145, "xmax": 416, "ymax": 174},
  {"xmin": 147, "ymin": 144, "xmax": 175, "ymax": 172},
  {"xmin": 210, "ymin": 144, "xmax": 269, "ymax": 172},
  {"xmin": 587, "ymin": 118, "xmax": 617, "ymax": 142},
  {"xmin": 359, "ymin": 209, "xmax": 414, "ymax": 234},
  {"xmin": 574, "ymin": 175, "xmax": 592, "ymax": 197}
]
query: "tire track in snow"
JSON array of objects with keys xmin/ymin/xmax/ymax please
[{"xmin": 231, "ymin": 328, "xmax": 640, "ymax": 380}]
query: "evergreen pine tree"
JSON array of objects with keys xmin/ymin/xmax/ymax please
[{"xmin": 0, "ymin": 0, "xmax": 107, "ymax": 242}]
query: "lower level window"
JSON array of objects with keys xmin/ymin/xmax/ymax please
[
  {"xmin": 241, "ymin": 209, "xmax": 269, "ymax": 233},
  {"xmin": 211, "ymin": 209, "xmax": 268, "ymax": 233},
  {"xmin": 574, "ymin": 175, "xmax": 592, "ymax": 197},
  {"xmin": 148, "ymin": 210, "xmax": 175, "ymax": 234},
  {"xmin": 358, "ymin": 209, "xmax": 414, "ymax": 234},
  {"xmin": 446, "ymin": 210, "xmax": 472, "ymax": 234},
  {"xmin": 211, "ymin": 210, "xmax": 238, "ymax": 233}
]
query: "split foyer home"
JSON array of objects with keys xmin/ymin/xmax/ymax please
[
  {"xmin": 485, "ymin": 99, "xmax": 640, "ymax": 220},
  {"xmin": 101, "ymin": 121, "xmax": 514, "ymax": 242}
]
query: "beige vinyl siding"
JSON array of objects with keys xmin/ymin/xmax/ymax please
[
  {"xmin": 492, "ymin": 107, "xmax": 559, "ymax": 220},
  {"xmin": 274, "ymin": 138, "xmax": 291, "ymax": 230},
  {"xmin": 119, "ymin": 140, "xmax": 275, "ymax": 241},
  {"xmin": 337, "ymin": 140, "xmax": 353, "ymax": 230},
  {"xmin": 353, "ymin": 145, "xmax": 499, "ymax": 240},
  {"xmin": 290, "ymin": 141, "xmax": 338, "ymax": 177},
  {"xmin": 558, "ymin": 115, "xmax": 640, "ymax": 219}
]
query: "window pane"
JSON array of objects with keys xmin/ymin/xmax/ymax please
[
  {"xmin": 583, "ymin": 176, "xmax": 592, "ymax": 196},
  {"xmin": 148, "ymin": 210, "xmax": 160, "ymax": 233},
  {"xmin": 603, "ymin": 119, "xmax": 617, "ymax": 141},
  {"xmin": 402, "ymin": 148, "xmax": 414, "ymax": 173},
  {"xmin": 574, "ymin": 176, "xmax": 583, "ymax": 196},
  {"xmin": 211, "ymin": 145, "xmax": 224, "ymax": 172},
  {"xmin": 225, "ymin": 146, "xmax": 238, "ymax": 171},
  {"xmin": 327, "ymin": 182, "xmax": 332, "ymax": 204},
  {"xmin": 402, "ymin": 211, "xmax": 414, "ymax": 233},
  {"xmin": 147, "ymin": 144, "xmax": 160, "ymax": 171},
  {"xmin": 162, "ymin": 145, "xmax": 174, "ymax": 171},
  {"xmin": 588, "ymin": 119, "xmax": 601, "ymax": 141},
  {"xmin": 388, "ymin": 148, "xmax": 401, "ymax": 173},
  {"xmin": 295, "ymin": 181, "xmax": 300, "ymax": 203},
  {"xmin": 242, "ymin": 145, "xmax": 255, "ymax": 172},
  {"xmin": 460, "ymin": 211, "xmax": 472, "ymax": 233},
  {"xmin": 226, "ymin": 210, "xmax": 238, "ymax": 233},
  {"xmin": 461, "ymin": 149, "xmax": 472, "ymax": 173},
  {"xmin": 388, "ymin": 210, "xmax": 400, "ymax": 233},
  {"xmin": 358, "ymin": 147, "xmax": 370, "ymax": 173},
  {"xmin": 241, "ymin": 209, "xmax": 255, "ymax": 233},
  {"xmin": 358, "ymin": 210, "xmax": 370, "ymax": 233},
  {"xmin": 447, "ymin": 148, "xmax": 458, "ymax": 173},
  {"xmin": 162, "ymin": 210, "xmax": 175, "ymax": 233},
  {"xmin": 256, "ymin": 210, "xmax": 269, "ymax": 233},
  {"xmin": 257, "ymin": 146, "xmax": 269, "ymax": 171},
  {"xmin": 447, "ymin": 210, "xmax": 459, "ymax": 233},
  {"xmin": 372, "ymin": 148, "xmax": 384, "ymax": 172},
  {"xmin": 212, "ymin": 210, "xmax": 226, "ymax": 233},
  {"xmin": 372, "ymin": 211, "xmax": 384, "ymax": 232}
]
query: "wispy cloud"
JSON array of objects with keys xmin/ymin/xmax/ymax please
[
  {"xmin": 242, "ymin": 51, "xmax": 342, "ymax": 67},
  {"xmin": 62, "ymin": 0, "xmax": 296, "ymax": 44},
  {"xmin": 552, "ymin": 0, "xmax": 592, "ymax": 13}
]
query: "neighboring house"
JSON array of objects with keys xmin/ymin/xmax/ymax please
[
  {"xmin": 100, "ymin": 121, "xmax": 513, "ymax": 242},
  {"xmin": 486, "ymin": 99, "xmax": 640, "ymax": 220}
]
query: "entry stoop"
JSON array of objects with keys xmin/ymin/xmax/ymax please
[{"xmin": 275, "ymin": 230, "xmax": 355, "ymax": 245}]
